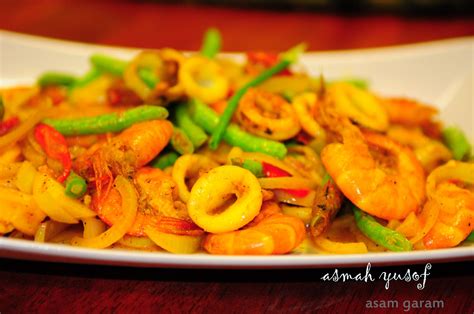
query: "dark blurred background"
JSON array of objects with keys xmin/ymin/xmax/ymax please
[
  {"xmin": 0, "ymin": 0, "xmax": 472, "ymax": 51},
  {"xmin": 155, "ymin": 0, "xmax": 474, "ymax": 16}
]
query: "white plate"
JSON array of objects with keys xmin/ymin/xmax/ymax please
[{"xmin": 0, "ymin": 30, "xmax": 473, "ymax": 268}]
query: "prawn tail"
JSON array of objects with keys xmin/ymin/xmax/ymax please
[
  {"xmin": 92, "ymin": 151, "xmax": 113, "ymax": 202},
  {"xmin": 310, "ymin": 180, "xmax": 344, "ymax": 238}
]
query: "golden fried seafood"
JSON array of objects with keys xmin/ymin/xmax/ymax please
[
  {"xmin": 94, "ymin": 167, "xmax": 189, "ymax": 236},
  {"xmin": 387, "ymin": 125, "xmax": 452, "ymax": 172},
  {"xmin": 293, "ymin": 92, "xmax": 326, "ymax": 145},
  {"xmin": 0, "ymin": 29, "xmax": 471, "ymax": 255},
  {"xmin": 321, "ymin": 120, "xmax": 425, "ymax": 220},
  {"xmin": 187, "ymin": 165, "xmax": 262, "ymax": 233},
  {"xmin": 124, "ymin": 49, "xmax": 185, "ymax": 105},
  {"xmin": 203, "ymin": 211, "xmax": 305, "ymax": 255},
  {"xmin": 236, "ymin": 88, "xmax": 301, "ymax": 140},
  {"xmin": 328, "ymin": 82, "xmax": 389, "ymax": 132},
  {"xmin": 76, "ymin": 120, "xmax": 173, "ymax": 197},
  {"xmin": 422, "ymin": 161, "xmax": 474, "ymax": 249},
  {"xmin": 172, "ymin": 154, "xmax": 219, "ymax": 202}
]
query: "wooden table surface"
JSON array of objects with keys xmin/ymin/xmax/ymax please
[{"xmin": 0, "ymin": 1, "xmax": 473, "ymax": 312}]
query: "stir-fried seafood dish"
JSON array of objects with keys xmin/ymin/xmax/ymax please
[{"xmin": 0, "ymin": 29, "xmax": 472, "ymax": 254}]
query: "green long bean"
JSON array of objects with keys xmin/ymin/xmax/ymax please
[
  {"xmin": 175, "ymin": 104, "xmax": 208, "ymax": 148},
  {"xmin": 65, "ymin": 171, "xmax": 87, "ymax": 198},
  {"xmin": 0, "ymin": 96, "xmax": 4, "ymax": 121},
  {"xmin": 38, "ymin": 72, "xmax": 77, "ymax": 87},
  {"xmin": 73, "ymin": 68, "xmax": 102, "ymax": 89},
  {"xmin": 43, "ymin": 105, "xmax": 168, "ymax": 136},
  {"xmin": 90, "ymin": 54, "xmax": 127, "ymax": 76},
  {"xmin": 442, "ymin": 126, "xmax": 471, "ymax": 160},
  {"xmin": 466, "ymin": 231, "xmax": 474, "ymax": 242},
  {"xmin": 353, "ymin": 206, "xmax": 412, "ymax": 252},
  {"xmin": 200, "ymin": 28, "xmax": 221, "ymax": 59},
  {"xmin": 189, "ymin": 99, "xmax": 287, "ymax": 158},
  {"xmin": 151, "ymin": 151, "xmax": 180, "ymax": 169},
  {"xmin": 208, "ymin": 43, "xmax": 306, "ymax": 149},
  {"xmin": 171, "ymin": 127, "xmax": 194, "ymax": 155},
  {"xmin": 231, "ymin": 158, "xmax": 264, "ymax": 177}
]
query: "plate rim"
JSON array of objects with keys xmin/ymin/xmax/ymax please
[
  {"xmin": 1, "ymin": 29, "xmax": 473, "ymax": 57},
  {"xmin": 0, "ymin": 237, "xmax": 472, "ymax": 269}
]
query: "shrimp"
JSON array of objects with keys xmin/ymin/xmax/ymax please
[
  {"xmin": 321, "ymin": 113, "xmax": 425, "ymax": 220},
  {"xmin": 381, "ymin": 97, "xmax": 437, "ymax": 127},
  {"xmin": 236, "ymin": 88, "xmax": 301, "ymax": 140},
  {"xmin": 246, "ymin": 201, "xmax": 282, "ymax": 227},
  {"xmin": 381, "ymin": 97, "xmax": 442, "ymax": 138},
  {"xmin": 387, "ymin": 125, "xmax": 452, "ymax": 173},
  {"xmin": 422, "ymin": 161, "xmax": 474, "ymax": 249},
  {"xmin": 203, "ymin": 211, "xmax": 306, "ymax": 255},
  {"xmin": 172, "ymin": 154, "xmax": 219, "ymax": 203},
  {"xmin": 94, "ymin": 167, "xmax": 194, "ymax": 236},
  {"xmin": 76, "ymin": 120, "xmax": 173, "ymax": 198}
]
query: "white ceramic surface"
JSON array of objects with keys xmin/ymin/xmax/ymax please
[{"xmin": 0, "ymin": 30, "xmax": 472, "ymax": 268}]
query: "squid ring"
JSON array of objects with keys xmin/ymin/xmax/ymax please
[
  {"xmin": 292, "ymin": 92, "xmax": 326, "ymax": 141},
  {"xmin": 179, "ymin": 55, "xmax": 229, "ymax": 104},
  {"xmin": 426, "ymin": 160, "xmax": 474, "ymax": 198},
  {"xmin": 328, "ymin": 82, "xmax": 388, "ymax": 131},
  {"xmin": 187, "ymin": 165, "xmax": 262, "ymax": 233},
  {"xmin": 172, "ymin": 154, "xmax": 218, "ymax": 203},
  {"xmin": 124, "ymin": 49, "xmax": 185, "ymax": 105},
  {"xmin": 236, "ymin": 88, "xmax": 301, "ymax": 140}
]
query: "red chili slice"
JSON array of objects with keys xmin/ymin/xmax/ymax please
[
  {"xmin": 0, "ymin": 116, "xmax": 20, "ymax": 136},
  {"xmin": 34, "ymin": 123, "xmax": 72, "ymax": 183},
  {"xmin": 246, "ymin": 51, "xmax": 292, "ymax": 76},
  {"xmin": 262, "ymin": 162, "xmax": 309, "ymax": 197}
]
